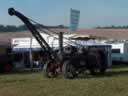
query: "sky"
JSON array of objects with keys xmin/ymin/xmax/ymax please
[{"xmin": 1, "ymin": 0, "xmax": 128, "ymax": 28}]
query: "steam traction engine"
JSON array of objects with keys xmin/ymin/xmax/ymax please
[{"xmin": 8, "ymin": 8, "xmax": 111, "ymax": 79}]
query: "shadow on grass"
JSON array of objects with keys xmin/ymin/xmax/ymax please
[
  {"xmin": 108, "ymin": 70, "xmax": 128, "ymax": 76},
  {"xmin": 1, "ymin": 66, "xmax": 128, "ymax": 79},
  {"xmin": 0, "ymin": 69, "xmax": 43, "ymax": 76},
  {"xmin": 75, "ymin": 70, "xmax": 128, "ymax": 79},
  {"xmin": 1, "ymin": 69, "xmax": 128, "ymax": 78},
  {"xmin": 73, "ymin": 64, "xmax": 128, "ymax": 79}
]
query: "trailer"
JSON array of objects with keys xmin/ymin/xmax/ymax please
[{"xmin": 8, "ymin": 8, "xmax": 111, "ymax": 79}]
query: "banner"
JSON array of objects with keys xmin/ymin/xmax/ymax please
[{"xmin": 70, "ymin": 9, "xmax": 80, "ymax": 32}]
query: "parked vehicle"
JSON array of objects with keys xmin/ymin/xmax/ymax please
[{"xmin": 110, "ymin": 42, "xmax": 128, "ymax": 63}]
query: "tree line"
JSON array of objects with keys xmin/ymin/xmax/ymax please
[
  {"xmin": 96, "ymin": 25, "xmax": 128, "ymax": 29},
  {"xmin": 0, "ymin": 24, "xmax": 68, "ymax": 32},
  {"xmin": 2, "ymin": 24, "xmax": 128, "ymax": 32}
]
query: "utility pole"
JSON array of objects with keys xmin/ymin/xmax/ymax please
[{"xmin": 29, "ymin": 37, "xmax": 33, "ymax": 71}]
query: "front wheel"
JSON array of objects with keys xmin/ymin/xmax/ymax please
[
  {"xmin": 62, "ymin": 60, "xmax": 76, "ymax": 79},
  {"xmin": 43, "ymin": 61, "xmax": 57, "ymax": 78}
]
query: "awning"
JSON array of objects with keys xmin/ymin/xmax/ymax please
[
  {"xmin": 12, "ymin": 48, "xmax": 43, "ymax": 52},
  {"xmin": 12, "ymin": 47, "xmax": 59, "ymax": 52}
]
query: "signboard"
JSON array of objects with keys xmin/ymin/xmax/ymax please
[
  {"xmin": 70, "ymin": 8, "xmax": 80, "ymax": 32},
  {"xmin": 12, "ymin": 38, "xmax": 31, "ymax": 48}
]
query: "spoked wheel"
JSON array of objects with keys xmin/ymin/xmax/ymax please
[
  {"xmin": 62, "ymin": 60, "xmax": 76, "ymax": 79},
  {"xmin": 43, "ymin": 61, "xmax": 57, "ymax": 78}
]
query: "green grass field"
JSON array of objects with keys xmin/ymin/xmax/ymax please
[{"xmin": 0, "ymin": 67, "xmax": 128, "ymax": 96}]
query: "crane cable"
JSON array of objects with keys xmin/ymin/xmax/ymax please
[{"xmin": 28, "ymin": 18, "xmax": 84, "ymax": 47}]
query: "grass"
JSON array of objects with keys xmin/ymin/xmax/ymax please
[{"xmin": 0, "ymin": 67, "xmax": 128, "ymax": 96}]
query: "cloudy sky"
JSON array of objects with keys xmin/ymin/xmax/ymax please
[{"xmin": 0, "ymin": 0, "xmax": 128, "ymax": 28}]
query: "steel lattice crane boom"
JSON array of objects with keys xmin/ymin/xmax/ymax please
[{"xmin": 8, "ymin": 8, "xmax": 52, "ymax": 58}]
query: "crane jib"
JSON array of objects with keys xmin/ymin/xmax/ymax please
[{"xmin": 8, "ymin": 8, "xmax": 53, "ymax": 59}]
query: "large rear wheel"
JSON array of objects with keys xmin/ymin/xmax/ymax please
[{"xmin": 62, "ymin": 60, "xmax": 76, "ymax": 79}]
